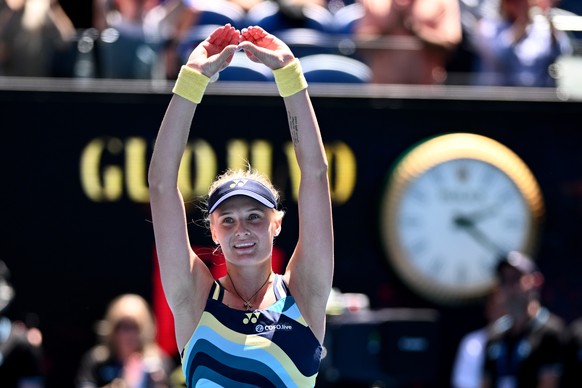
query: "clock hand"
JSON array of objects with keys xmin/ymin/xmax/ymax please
[
  {"xmin": 462, "ymin": 203, "xmax": 500, "ymax": 225},
  {"xmin": 454, "ymin": 215, "xmax": 506, "ymax": 256}
]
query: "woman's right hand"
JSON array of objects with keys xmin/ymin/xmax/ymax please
[{"xmin": 185, "ymin": 24, "xmax": 240, "ymax": 78}]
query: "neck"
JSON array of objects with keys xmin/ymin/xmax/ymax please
[
  {"xmin": 527, "ymin": 299, "xmax": 541, "ymax": 319},
  {"xmin": 227, "ymin": 267, "xmax": 272, "ymax": 295},
  {"xmin": 226, "ymin": 270, "xmax": 272, "ymax": 310}
]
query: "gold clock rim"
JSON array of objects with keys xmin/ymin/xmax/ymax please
[{"xmin": 380, "ymin": 133, "xmax": 545, "ymax": 304}]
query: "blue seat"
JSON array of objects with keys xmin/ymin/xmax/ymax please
[
  {"xmin": 184, "ymin": 0, "xmax": 246, "ymax": 28},
  {"xmin": 216, "ymin": 52, "xmax": 274, "ymax": 82},
  {"xmin": 177, "ymin": 1, "xmax": 246, "ymax": 62},
  {"xmin": 299, "ymin": 54, "xmax": 371, "ymax": 83},
  {"xmin": 302, "ymin": 3, "xmax": 334, "ymax": 31},
  {"xmin": 276, "ymin": 28, "xmax": 335, "ymax": 57},
  {"xmin": 177, "ymin": 24, "xmax": 222, "ymax": 63},
  {"xmin": 245, "ymin": 1, "xmax": 333, "ymax": 32},
  {"xmin": 98, "ymin": 27, "xmax": 162, "ymax": 79},
  {"xmin": 331, "ymin": 3, "xmax": 364, "ymax": 35},
  {"xmin": 53, "ymin": 29, "xmax": 88, "ymax": 78}
]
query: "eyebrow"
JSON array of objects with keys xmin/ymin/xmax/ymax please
[{"xmin": 217, "ymin": 207, "xmax": 266, "ymax": 216}]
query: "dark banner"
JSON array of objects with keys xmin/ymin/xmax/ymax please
[{"xmin": 1, "ymin": 85, "xmax": 581, "ymax": 386}]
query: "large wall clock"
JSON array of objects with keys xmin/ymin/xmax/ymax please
[{"xmin": 380, "ymin": 133, "xmax": 544, "ymax": 304}]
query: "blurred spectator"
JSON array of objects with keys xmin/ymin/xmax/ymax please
[
  {"xmin": 151, "ymin": 1, "xmax": 200, "ymax": 79},
  {"xmin": 562, "ymin": 317, "xmax": 582, "ymax": 387},
  {"xmin": 482, "ymin": 251, "xmax": 566, "ymax": 388},
  {"xmin": 469, "ymin": 0, "xmax": 573, "ymax": 86},
  {"xmin": 96, "ymin": 0, "xmax": 202, "ymax": 79},
  {"xmin": 354, "ymin": 0, "xmax": 462, "ymax": 84},
  {"xmin": 0, "ymin": 260, "xmax": 44, "ymax": 388},
  {"xmin": 91, "ymin": 0, "xmax": 183, "ymax": 79},
  {"xmin": 230, "ymin": 0, "xmax": 328, "ymax": 15},
  {"xmin": 277, "ymin": 0, "xmax": 327, "ymax": 7},
  {"xmin": 93, "ymin": 0, "xmax": 160, "ymax": 31},
  {"xmin": 0, "ymin": 0, "xmax": 75, "ymax": 77},
  {"xmin": 271, "ymin": 0, "xmax": 328, "ymax": 26},
  {"xmin": 76, "ymin": 294, "xmax": 174, "ymax": 388},
  {"xmin": 445, "ymin": 0, "xmax": 499, "ymax": 82},
  {"xmin": 459, "ymin": 0, "xmax": 500, "ymax": 29},
  {"xmin": 451, "ymin": 286, "xmax": 507, "ymax": 388},
  {"xmin": 228, "ymin": 0, "xmax": 264, "ymax": 12}
]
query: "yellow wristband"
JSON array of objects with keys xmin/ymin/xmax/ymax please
[
  {"xmin": 172, "ymin": 65, "xmax": 210, "ymax": 104},
  {"xmin": 272, "ymin": 59, "xmax": 308, "ymax": 97}
]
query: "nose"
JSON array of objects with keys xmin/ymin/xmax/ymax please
[{"xmin": 234, "ymin": 224, "xmax": 250, "ymax": 237}]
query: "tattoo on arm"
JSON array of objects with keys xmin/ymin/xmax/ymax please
[{"xmin": 287, "ymin": 111, "xmax": 299, "ymax": 146}]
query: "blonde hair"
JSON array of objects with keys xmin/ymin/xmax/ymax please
[{"xmin": 96, "ymin": 294, "xmax": 157, "ymax": 355}]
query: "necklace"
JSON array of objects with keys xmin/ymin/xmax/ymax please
[{"xmin": 227, "ymin": 271, "xmax": 271, "ymax": 310}]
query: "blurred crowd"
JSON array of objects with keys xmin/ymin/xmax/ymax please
[
  {"xmin": 0, "ymin": 0, "xmax": 580, "ymax": 86},
  {"xmin": 4, "ymin": 249, "xmax": 582, "ymax": 386},
  {"xmin": 0, "ymin": 257, "xmax": 182, "ymax": 388},
  {"xmin": 450, "ymin": 251, "xmax": 582, "ymax": 388}
]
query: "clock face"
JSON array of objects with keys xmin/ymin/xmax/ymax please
[{"xmin": 381, "ymin": 134, "xmax": 544, "ymax": 303}]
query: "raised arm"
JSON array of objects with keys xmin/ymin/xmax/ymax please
[
  {"xmin": 282, "ymin": 86, "xmax": 334, "ymax": 329},
  {"xmin": 239, "ymin": 27, "xmax": 334, "ymax": 342},
  {"xmin": 148, "ymin": 25, "xmax": 239, "ymax": 346}
]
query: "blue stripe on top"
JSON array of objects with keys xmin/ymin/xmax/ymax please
[{"xmin": 181, "ymin": 274, "xmax": 322, "ymax": 387}]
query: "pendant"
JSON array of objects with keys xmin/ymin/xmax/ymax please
[{"xmin": 243, "ymin": 301, "xmax": 253, "ymax": 310}]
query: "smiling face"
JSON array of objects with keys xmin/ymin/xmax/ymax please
[
  {"xmin": 113, "ymin": 318, "xmax": 142, "ymax": 358},
  {"xmin": 210, "ymin": 196, "xmax": 282, "ymax": 267}
]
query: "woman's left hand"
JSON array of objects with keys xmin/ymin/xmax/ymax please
[
  {"xmin": 185, "ymin": 24, "xmax": 240, "ymax": 78},
  {"xmin": 238, "ymin": 26, "xmax": 295, "ymax": 70}
]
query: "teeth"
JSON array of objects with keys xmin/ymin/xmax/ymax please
[{"xmin": 235, "ymin": 242, "xmax": 254, "ymax": 248}]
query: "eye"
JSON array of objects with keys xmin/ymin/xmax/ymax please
[
  {"xmin": 221, "ymin": 216, "xmax": 234, "ymax": 224},
  {"xmin": 248, "ymin": 213, "xmax": 262, "ymax": 221}
]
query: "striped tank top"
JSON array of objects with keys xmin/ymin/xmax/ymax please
[{"xmin": 181, "ymin": 274, "xmax": 323, "ymax": 387}]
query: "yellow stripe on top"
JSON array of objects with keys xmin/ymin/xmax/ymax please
[
  {"xmin": 211, "ymin": 281, "xmax": 220, "ymax": 301},
  {"xmin": 182, "ymin": 312, "xmax": 316, "ymax": 384},
  {"xmin": 181, "ymin": 275, "xmax": 322, "ymax": 387},
  {"xmin": 181, "ymin": 281, "xmax": 220, "ymax": 360}
]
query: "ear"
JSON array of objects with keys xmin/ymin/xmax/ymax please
[
  {"xmin": 210, "ymin": 225, "xmax": 218, "ymax": 244},
  {"xmin": 273, "ymin": 218, "xmax": 282, "ymax": 237}
]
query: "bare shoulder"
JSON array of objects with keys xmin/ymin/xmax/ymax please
[
  {"xmin": 283, "ymin": 271, "xmax": 328, "ymax": 343},
  {"xmin": 172, "ymin": 266, "xmax": 216, "ymax": 350}
]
